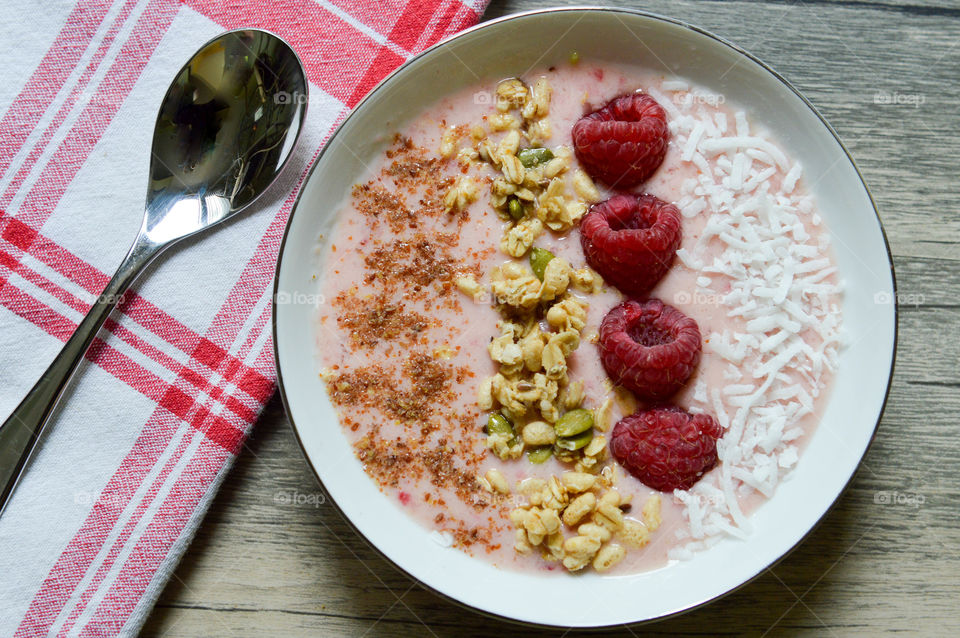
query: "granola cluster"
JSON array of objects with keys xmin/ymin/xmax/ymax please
[
  {"xmin": 443, "ymin": 77, "xmax": 611, "ymax": 471},
  {"xmin": 434, "ymin": 75, "xmax": 664, "ymax": 572},
  {"xmin": 479, "ymin": 468, "xmax": 662, "ymax": 572}
]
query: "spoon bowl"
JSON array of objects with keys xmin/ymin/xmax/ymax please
[
  {"xmin": 0, "ymin": 28, "xmax": 307, "ymax": 515},
  {"xmin": 145, "ymin": 29, "xmax": 306, "ymax": 243}
]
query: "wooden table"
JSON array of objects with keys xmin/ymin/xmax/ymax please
[{"xmin": 143, "ymin": 1, "xmax": 960, "ymax": 635}]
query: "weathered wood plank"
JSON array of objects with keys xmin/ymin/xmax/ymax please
[{"xmin": 142, "ymin": 1, "xmax": 960, "ymax": 636}]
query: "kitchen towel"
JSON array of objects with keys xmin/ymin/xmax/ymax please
[{"xmin": 0, "ymin": 0, "xmax": 487, "ymax": 635}]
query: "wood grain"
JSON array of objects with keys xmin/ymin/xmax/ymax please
[{"xmin": 143, "ymin": 1, "xmax": 960, "ymax": 635}]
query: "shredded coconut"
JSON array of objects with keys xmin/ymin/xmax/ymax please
[{"xmin": 665, "ymin": 84, "xmax": 843, "ymax": 555}]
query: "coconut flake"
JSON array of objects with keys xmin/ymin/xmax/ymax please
[
  {"xmin": 675, "ymin": 247, "xmax": 703, "ymax": 270},
  {"xmin": 700, "ymin": 137, "xmax": 789, "ymax": 170},
  {"xmin": 430, "ymin": 530, "xmax": 454, "ymax": 547},
  {"xmin": 681, "ymin": 198, "xmax": 707, "ymax": 218},
  {"xmin": 783, "ymin": 162, "xmax": 803, "ymax": 193},
  {"xmin": 779, "ymin": 446, "xmax": 799, "ymax": 468},
  {"xmin": 735, "ymin": 110, "xmax": 750, "ymax": 137},
  {"xmin": 714, "ymin": 111, "xmax": 728, "ymax": 134},
  {"xmin": 656, "ymin": 75, "xmax": 842, "ymax": 557}
]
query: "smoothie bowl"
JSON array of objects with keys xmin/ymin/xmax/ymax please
[{"xmin": 274, "ymin": 7, "xmax": 896, "ymax": 627}]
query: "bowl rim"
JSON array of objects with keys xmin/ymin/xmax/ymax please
[{"xmin": 271, "ymin": 5, "xmax": 898, "ymax": 628}]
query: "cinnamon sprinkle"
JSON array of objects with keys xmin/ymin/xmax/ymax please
[
  {"xmin": 324, "ymin": 136, "xmax": 502, "ymax": 549},
  {"xmin": 334, "ymin": 290, "xmax": 433, "ymax": 348},
  {"xmin": 363, "ymin": 232, "xmax": 480, "ymax": 301},
  {"xmin": 352, "ymin": 183, "xmax": 417, "ymax": 232},
  {"xmin": 327, "ymin": 351, "xmax": 460, "ymax": 427}
]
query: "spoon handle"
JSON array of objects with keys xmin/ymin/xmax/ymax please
[{"xmin": 0, "ymin": 233, "xmax": 161, "ymax": 516}]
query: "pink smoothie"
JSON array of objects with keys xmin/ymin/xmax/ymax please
[{"xmin": 314, "ymin": 60, "xmax": 841, "ymax": 574}]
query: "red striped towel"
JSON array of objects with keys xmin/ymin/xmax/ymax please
[{"xmin": 0, "ymin": 1, "xmax": 487, "ymax": 635}]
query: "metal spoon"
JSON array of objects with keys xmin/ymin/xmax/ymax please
[{"xmin": 0, "ymin": 29, "xmax": 307, "ymax": 515}]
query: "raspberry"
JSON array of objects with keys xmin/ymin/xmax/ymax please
[
  {"xmin": 572, "ymin": 93, "xmax": 669, "ymax": 188},
  {"xmin": 579, "ymin": 193, "xmax": 681, "ymax": 297},
  {"xmin": 610, "ymin": 406, "xmax": 723, "ymax": 492},
  {"xmin": 598, "ymin": 299, "xmax": 701, "ymax": 401}
]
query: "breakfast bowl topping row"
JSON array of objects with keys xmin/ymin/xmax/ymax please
[
  {"xmin": 566, "ymin": 88, "xmax": 734, "ymax": 502},
  {"xmin": 449, "ymin": 77, "xmax": 612, "ymax": 476}
]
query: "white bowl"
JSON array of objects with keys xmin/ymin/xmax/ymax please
[{"xmin": 273, "ymin": 7, "xmax": 896, "ymax": 627}]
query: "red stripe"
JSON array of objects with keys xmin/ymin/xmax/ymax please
[
  {"xmin": 2, "ymin": 215, "xmax": 110, "ymax": 291},
  {"xmin": 1, "ymin": 213, "xmax": 38, "ymax": 249},
  {"xmin": 8, "ymin": 0, "xmax": 179, "ymax": 231},
  {"xmin": 0, "ymin": 249, "xmax": 17, "ymax": 270},
  {"xmin": 425, "ymin": 2, "xmax": 475, "ymax": 48},
  {"xmin": 29, "ymin": 343, "xmax": 255, "ymax": 636},
  {"xmin": 1, "ymin": 280, "xmax": 79, "ymax": 342},
  {"xmin": 0, "ymin": 259, "xmax": 262, "ymax": 423},
  {"xmin": 0, "ymin": 231, "xmax": 266, "ymax": 419},
  {"xmin": 0, "ymin": 281, "xmax": 179, "ymax": 404},
  {"xmin": 108, "ymin": 321, "xmax": 261, "ymax": 424},
  {"xmin": 0, "ymin": 276, "xmax": 260, "ymax": 435},
  {"xmin": 201, "ymin": 415, "xmax": 247, "ymax": 455},
  {"xmin": 38, "ymin": 386, "xmax": 248, "ymax": 637},
  {"xmin": 17, "ymin": 344, "xmax": 255, "ymax": 636},
  {"xmin": 107, "ymin": 319, "xmax": 238, "ymax": 409},
  {"xmin": 14, "ymin": 412, "xmax": 183, "ymax": 637},
  {"xmin": 205, "ymin": 219, "xmax": 290, "ymax": 363},
  {"xmin": 0, "ymin": 0, "xmax": 141, "ymax": 210},
  {"xmin": 50, "ymin": 417, "xmax": 196, "ymax": 637},
  {"xmin": 326, "ymin": 0, "xmax": 411, "ymax": 36},
  {"xmin": 0, "ymin": 0, "xmax": 114, "ymax": 176},
  {"xmin": 77, "ymin": 438, "xmax": 231, "ymax": 638},
  {"xmin": 346, "ymin": 45, "xmax": 406, "ymax": 106},
  {"xmin": 12, "ymin": 341, "xmax": 254, "ymax": 636},
  {"xmin": 255, "ymin": 334, "xmax": 276, "ymax": 370},
  {"xmin": 0, "ymin": 217, "xmax": 272, "ymax": 398},
  {"xmin": 388, "ymin": 0, "xmax": 443, "ymax": 50},
  {"xmin": 0, "ymin": 248, "xmax": 90, "ymax": 314},
  {"xmin": 53, "ymin": 386, "xmax": 247, "ymax": 635}
]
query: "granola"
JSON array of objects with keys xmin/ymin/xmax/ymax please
[{"xmin": 444, "ymin": 76, "xmax": 662, "ymax": 572}]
